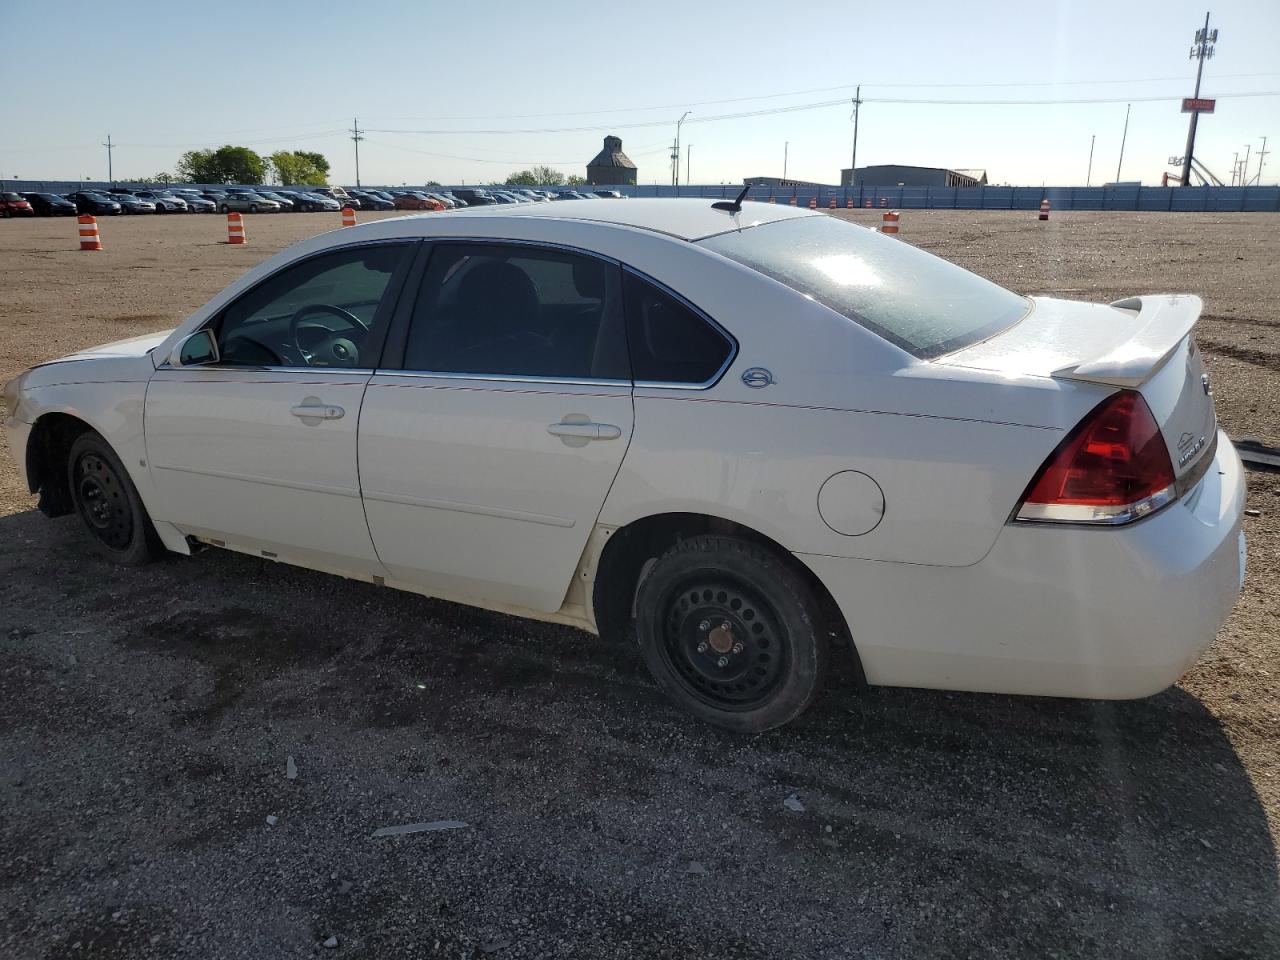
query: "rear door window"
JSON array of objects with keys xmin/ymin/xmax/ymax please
[{"xmin": 401, "ymin": 243, "xmax": 628, "ymax": 380}]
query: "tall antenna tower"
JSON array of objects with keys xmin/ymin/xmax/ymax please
[{"xmin": 1179, "ymin": 12, "xmax": 1218, "ymax": 188}]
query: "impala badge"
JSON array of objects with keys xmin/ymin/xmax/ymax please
[{"xmin": 741, "ymin": 367, "xmax": 775, "ymax": 389}]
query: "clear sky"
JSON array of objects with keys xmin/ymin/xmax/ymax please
[{"xmin": 4, "ymin": 0, "xmax": 1278, "ymax": 187}]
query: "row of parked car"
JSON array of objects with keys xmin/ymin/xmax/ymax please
[{"xmin": 0, "ymin": 184, "xmax": 629, "ymax": 218}]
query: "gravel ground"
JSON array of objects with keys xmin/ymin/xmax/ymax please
[{"xmin": 1, "ymin": 209, "xmax": 1277, "ymax": 959}]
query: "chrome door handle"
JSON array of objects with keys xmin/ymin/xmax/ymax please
[
  {"xmin": 290, "ymin": 402, "xmax": 345, "ymax": 421},
  {"xmin": 547, "ymin": 421, "xmax": 622, "ymax": 441}
]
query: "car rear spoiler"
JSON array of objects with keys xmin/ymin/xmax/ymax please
[{"xmin": 1050, "ymin": 294, "xmax": 1202, "ymax": 388}]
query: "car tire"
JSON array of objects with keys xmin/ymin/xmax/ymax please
[
  {"xmin": 248, "ymin": 204, "xmax": 258, "ymax": 213},
  {"xmin": 634, "ymin": 535, "xmax": 829, "ymax": 732},
  {"xmin": 67, "ymin": 432, "xmax": 164, "ymax": 566},
  {"xmin": 219, "ymin": 204, "xmax": 228, "ymax": 214}
]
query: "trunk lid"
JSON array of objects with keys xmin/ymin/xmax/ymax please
[{"xmin": 939, "ymin": 294, "xmax": 1218, "ymax": 487}]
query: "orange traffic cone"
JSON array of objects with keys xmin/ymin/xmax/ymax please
[
  {"xmin": 226, "ymin": 211, "xmax": 246, "ymax": 244},
  {"xmin": 846, "ymin": 198, "xmax": 854, "ymax": 209},
  {"xmin": 1038, "ymin": 199, "xmax": 1050, "ymax": 221},
  {"xmin": 342, "ymin": 206, "xmax": 356, "ymax": 227},
  {"xmin": 879, "ymin": 197, "xmax": 888, "ymax": 208},
  {"xmin": 808, "ymin": 197, "xmax": 817, "ymax": 209},
  {"xmin": 880, "ymin": 210, "xmax": 900, "ymax": 236},
  {"xmin": 864, "ymin": 199, "xmax": 872, "ymax": 208},
  {"xmin": 78, "ymin": 215, "xmax": 102, "ymax": 251}
]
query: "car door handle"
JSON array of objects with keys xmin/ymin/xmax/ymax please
[
  {"xmin": 547, "ymin": 420, "xmax": 622, "ymax": 441},
  {"xmin": 290, "ymin": 402, "xmax": 345, "ymax": 421}
]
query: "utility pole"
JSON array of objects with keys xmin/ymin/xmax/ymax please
[
  {"xmin": 849, "ymin": 85, "xmax": 861, "ymax": 187},
  {"xmin": 1254, "ymin": 136, "xmax": 1269, "ymax": 185},
  {"xmin": 102, "ymin": 134, "xmax": 115, "ymax": 184},
  {"xmin": 350, "ymin": 118, "xmax": 364, "ymax": 188},
  {"xmin": 783, "ymin": 141, "xmax": 789, "ymax": 181},
  {"xmin": 686, "ymin": 144, "xmax": 692, "ymax": 186},
  {"xmin": 1242, "ymin": 143, "xmax": 1251, "ymax": 187},
  {"xmin": 672, "ymin": 111, "xmax": 691, "ymax": 187},
  {"xmin": 1086, "ymin": 134, "xmax": 1095, "ymax": 186},
  {"xmin": 1180, "ymin": 11, "xmax": 1217, "ymax": 188},
  {"xmin": 1232, "ymin": 151, "xmax": 1240, "ymax": 185},
  {"xmin": 1115, "ymin": 104, "xmax": 1131, "ymax": 183}
]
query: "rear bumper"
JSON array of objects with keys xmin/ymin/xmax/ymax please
[{"xmin": 800, "ymin": 430, "xmax": 1246, "ymax": 699}]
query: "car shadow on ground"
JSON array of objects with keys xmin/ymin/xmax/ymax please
[{"xmin": 1, "ymin": 508, "xmax": 1276, "ymax": 958}]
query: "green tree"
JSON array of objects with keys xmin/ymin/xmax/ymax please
[
  {"xmin": 270, "ymin": 150, "xmax": 330, "ymax": 186},
  {"xmin": 176, "ymin": 145, "xmax": 266, "ymax": 184},
  {"xmin": 566, "ymin": 174, "xmax": 587, "ymax": 186},
  {"xmin": 151, "ymin": 171, "xmax": 179, "ymax": 184},
  {"xmin": 505, "ymin": 167, "xmax": 567, "ymax": 186},
  {"xmin": 425, "ymin": 180, "xmax": 442, "ymax": 187},
  {"xmin": 530, "ymin": 165, "xmax": 566, "ymax": 186},
  {"xmin": 176, "ymin": 149, "xmax": 220, "ymax": 183}
]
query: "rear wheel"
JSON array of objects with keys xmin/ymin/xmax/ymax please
[
  {"xmin": 67, "ymin": 432, "xmax": 163, "ymax": 566},
  {"xmin": 635, "ymin": 535, "xmax": 828, "ymax": 732},
  {"xmin": 248, "ymin": 203, "xmax": 259, "ymax": 213}
]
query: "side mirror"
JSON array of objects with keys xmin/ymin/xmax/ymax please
[{"xmin": 169, "ymin": 329, "xmax": 220, "ymax": 368}]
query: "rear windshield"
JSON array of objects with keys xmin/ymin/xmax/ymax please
[{"xmin": 699, "ymin": 215, "xmax": 1028, "ymax": 358}]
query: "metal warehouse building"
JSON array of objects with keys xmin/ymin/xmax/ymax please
[{"xmin": 841, "ymin": 165, "xmax": 988, "ymax": 187}]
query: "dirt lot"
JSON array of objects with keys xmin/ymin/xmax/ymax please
[{"xmin": 1, "ymin": 209, "xmax": 1277, "ymax": 959}]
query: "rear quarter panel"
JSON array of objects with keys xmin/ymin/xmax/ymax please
[{"xmin": 590, "ymin": 233, "xmax": 1111, "ymax": 567}]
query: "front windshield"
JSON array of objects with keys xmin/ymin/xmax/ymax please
[{"xmin": 699, "ymin": 214, "xmax": 1029, "ymax": 359}]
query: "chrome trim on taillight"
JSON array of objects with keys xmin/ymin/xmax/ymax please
[{"xmin": 1014, "ymin": 483, "xmax": 1177, "ymax": 525}]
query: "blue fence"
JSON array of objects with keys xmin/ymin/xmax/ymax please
[
  {"xmin": 627, "ymin": 183, "xmax": 1280, "ymax": 212},
  {"xmin": 4, "ymin": 178, "xmax": 1278, "ymax": 212}
]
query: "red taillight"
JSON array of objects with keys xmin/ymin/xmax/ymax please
[{"xmin": 1016, "ymin": 390, "xmax": 1177, "ymax": 524}]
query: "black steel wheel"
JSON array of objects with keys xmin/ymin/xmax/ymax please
[
  {"xmin": 660, "ymin": 579, "xmax": 788, "ymax": 710},
  {"xmin": 635, "ymin": 535, "xmax": 829, "ymax": 732},
  {"xmin": 67, "ymin": 432, "xmax": 163, "ymax": 565}
]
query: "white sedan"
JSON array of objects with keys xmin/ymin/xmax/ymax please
[{"xmin": 3, "ymin": 197, "xmax": 1246, "ymax": 731}]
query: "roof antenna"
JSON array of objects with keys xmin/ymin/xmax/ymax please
[{"xmin": 712, "ymin": 183, "xmax": 751, "ymax": 213}]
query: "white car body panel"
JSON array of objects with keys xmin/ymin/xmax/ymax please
[
  {"xmin": 144, "ymin": 368, "xmax": 382, "ymax": 573},
  {"xmin": 4, "ymin": 201, "xmax": 1246, "ymax": 703},
  {"xmin": 359, "ymin": 375, "xmax": 633, "ymax": 612},
  {"xmin": 801, "ymin": 432, "xmax": 1245, "ymax": 696}
]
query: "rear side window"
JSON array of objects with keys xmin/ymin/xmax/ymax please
[
  {"xmin": 403, "ymin": 243, "xmax": 628, "ymax": 380},
  {"xmin": 699, "ymin": 215, "xmax": 1028, "ymax": 359},
  {"xmin": 622, "ymin": 272, "xmax": 734, "ymax": 385}
]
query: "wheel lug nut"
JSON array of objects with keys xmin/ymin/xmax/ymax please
[
  {"xmin": 698, "ymin": 620, "xmax": 711, "ymax": 632},
  {"xmin": 721, "ymin": 621, "xmax": 731, "ymax": 632},
  {"xmin": 732, "ymin": 642, "xmax": 744, "ymax": 654},
  {"xmin": 716, "ymin": 656, "xmax": 729, "ymax": 668},
  {"xmin": 696, "ymin": 641, "xmax": 708, "ymax": 654}
]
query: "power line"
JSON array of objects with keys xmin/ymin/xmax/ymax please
[
  {"xmin": 358, "ymin": 71, "xmax": 1280, "ymax": 124},
  {"xmin": 362, "ymin": 137, "xmax": 670, "ymax": 167},
  {"xmin": 365, "ymin": 89, "xmax": 1280, "ymax": 137}
]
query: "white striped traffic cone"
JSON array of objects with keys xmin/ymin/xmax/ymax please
[
  {"xmin": 226, "ymin": 211, "xmax": 246, "ymax": 245},
  {"xmin": 78, "ymin": 215, "xmax": 102, "ymax": 251}
]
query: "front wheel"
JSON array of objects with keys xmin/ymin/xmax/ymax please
[
  {"xmin": 67, "ymin": 432, "xmax": 163, "ymax": 565},
  {"xmin": 219, "ymin": 204, "xmax": 228, "ymax": 214},
  {"xmin": 248, "ymin": 204, "xmax": 258, "ymax": 213},
  {"xmin": 634, "ymin": 535, "xmax": 829, "ymax": 732}
]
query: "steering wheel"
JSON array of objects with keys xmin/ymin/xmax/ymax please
[{"xmin": 288, "ymin": 303, "xmax": 369, "ymax": 367}]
